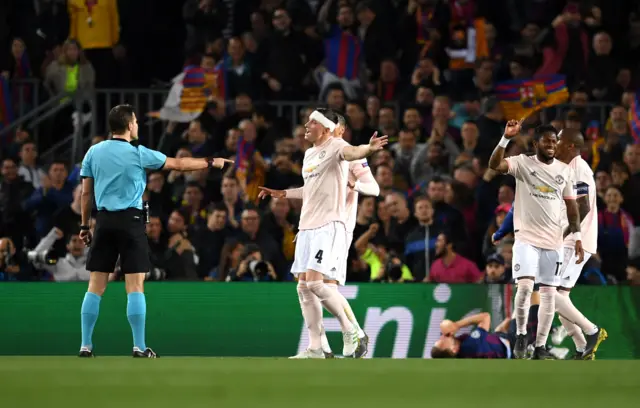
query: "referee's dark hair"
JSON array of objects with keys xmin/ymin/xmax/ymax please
[{"xmin": 108, "ymin": 104, "xmax": 136, "ymax": 135}]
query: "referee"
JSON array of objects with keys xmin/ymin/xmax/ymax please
[{"xmin": 77, "ymin": 104, "xmax": 232, "ymax": 358}]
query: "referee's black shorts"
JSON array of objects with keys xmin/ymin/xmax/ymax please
[{"xmin": 86, "ymin": 208, "xmax": 150, "ymax": 274}]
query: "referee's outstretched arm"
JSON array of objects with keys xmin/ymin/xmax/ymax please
[{"xmin": 75, "ymin": 104, "xmax": 233, "ymax": 358}]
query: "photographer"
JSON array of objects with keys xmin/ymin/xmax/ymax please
[
  {"xmin": 355, "ymin": 223, "xmax": 414, "ymax": 283},
  {"xmin": 0, "ymin": 237, "xmax": 22, "ymax": 281},
  {"xmin": 32, "ymin": 227, "xmax": 89, "ymax": 281},
  {"xmin": 226, "ymin": 244, "xmax": 277, "ymax": 282}
]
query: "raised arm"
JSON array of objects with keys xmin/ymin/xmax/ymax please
[
  {"xmin": 341, "ymin": 132, "xmax": 388, "ymax": 162},
  {"xmin": 163, "ymin": 157, "xmax": 233, "ymax": 171},
  {"xmin": 488, "ymin": 119, "xmax": 522, "ymax": 174}
]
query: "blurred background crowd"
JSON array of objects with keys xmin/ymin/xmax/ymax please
[{"xmin": 1, "ymin": 0, "xmax": 640, "ymax": 286}]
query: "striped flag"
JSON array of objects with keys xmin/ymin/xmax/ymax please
[
  {"xmin": 495, "ymin": 75, "xmax": 569, "ymax": 120},
  {"xmin": 150, "ymin": 61, "xmax": 227, "ymax": 122},
  {"xmin": 631, "ymin": 92, "xmax": 640, "ymax": 143},
  {"xmin": 0, "ymin": 77, "xmax": 14, "ymax": 130}
]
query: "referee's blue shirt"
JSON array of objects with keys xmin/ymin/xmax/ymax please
[{"xmin": 80, "ymin": 139, "xmax": 167, "ymax": 211}]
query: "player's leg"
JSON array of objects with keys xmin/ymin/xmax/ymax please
[
  {"xmin": 511, "ymin": 240, "xmax": 537, "ymax": 359},
  {"xmin": 555, "ymin": 250, "xmax": 606, "ymax": 359},
  {"xmin": 305, "ymin": 223, "xmax": 359, "ymax": 356},
  {"xmin": 325, "ymin": 280, "xmax": 367, "ymax": 357},
  {"xmin": 290, "ymin": 231, "xmax": 326, "ymax": 359},
  {"xmin": 80, "ymin": 215, "xmax": 118, "ymax": 357},
  {"xmin": 531, "ymin": 247, "xmax": 562, "ymax": 360},
  {"xmin": 290, "ymin": 272, "xmax": 330, "ymax": 359},
  {"xmin": 120, "ymin": 211, "xmax": 156, "ymax": 358}
]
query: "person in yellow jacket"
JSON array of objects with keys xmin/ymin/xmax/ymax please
[{"xmin": 68, "ymin": 0, "xmax": 120, "ymax": 87}]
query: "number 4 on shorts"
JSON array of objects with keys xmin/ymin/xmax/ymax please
[{"xmin": 315, "ymin": 250, "xmax": 324, "ymax": 264}]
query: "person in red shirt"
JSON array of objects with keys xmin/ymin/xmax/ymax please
[{"xmin": 425, "ymin": 231, "xmax": 484, "ymax": 283}]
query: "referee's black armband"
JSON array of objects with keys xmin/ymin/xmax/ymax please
[{"xmin": 206, "ymin": 157, "xmax": 213, "ymax": 169}]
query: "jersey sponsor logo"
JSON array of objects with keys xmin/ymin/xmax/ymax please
[
  {"xmin": 532, "ymin": 184, "xmax": 556, "ymax": 194},
  {"xmin": 303, "ymin": 164, "xmax": 318, "ymax": 173}
]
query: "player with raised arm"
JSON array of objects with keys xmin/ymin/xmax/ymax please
[
  {"xmin": 488, "ymin": 121, "xmax": 584, "ymax": 360},
  {"xmin": 554, "ymin": 129, "xmax": 608, "ymax": 359},
  {"xmin": 493, "ymin": 129, "xmax": 608, "ymax": 360},
  {"xmin": 266, "ymin": 114, "xmax": 379, "ymax": 359},
  {"xmin": 259, "ymin": 108, "xmax": 387, "ymax": 358}
]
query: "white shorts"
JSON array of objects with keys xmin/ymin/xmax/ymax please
[
  {"xmin": 558, "ymin": 247, "xmax": 592, "ymax": 289},
  {"xmin": 332, "ymin": 231, "xmax": 353, "ymax": 286},
  {"xmin": 291, "ymin": 221, "xmax": 348, "ymax": 282},
  {"xmin": 512, "ymin": 240, "xmax": 563, "ymax": 286}
]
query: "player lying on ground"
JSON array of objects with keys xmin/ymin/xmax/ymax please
[
  {"xmin": 432, "ymin": 293, "xmax": 558, "ymax": 359},
  {"xmin": 492, "ymin": 129, "xmax": 607, "ymax": 360},
  {"xmin": 260, "ymin": 115, "xmax": 379, "ymax": 359}
]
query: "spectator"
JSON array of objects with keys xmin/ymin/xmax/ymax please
[
  {"xmin": 426, "ymin": 231, "xmax": 483, "ymax": 284},
  {"xmin": 484, "ymin": 253, "xmax": 509, "ymax": 284},
  {"xmin": 226, "ymin": 243, "xmax": 278, "ymax": 282},
  {"xmin": 67, "ymin": 0, "xmax": 119, "ymax": 88},
  {"xmin": 17, "ymin": 140, "xmax": 46, "ymax": 190},
  {"xmin": 183, "ymin": 0, "xmax": 227, "ymax": 54},
  {"xmin": 33, "ymin": 227, "xmax": 88, "ymax": 282},
  {"xmin": 194, "ymin": 204, "xmax": 235, "ymax": 279},
  {"xmin": 598, "ymin": 185, "xmax": 635, "ymax": 282},
  {"xmin": 404, "ymin": 195, "xmax": 441, "ymax": 281},
  {"xmin": 52, "ymin": 184, "xmax": 82, "ymax": 257},
  {"xmin": 23, "ymin": 159, "xmax": 74, "ymax": 240},
  {"xmin": 0, "ymin": 237, "xmax": 21, "ymax": 281},
  {"xmin": 0, "ymin": 158, "xmax": 34, "ymax": 248},
  {"xmin": 258, "ymin": 8, "xmax": 310, "ymax": 100},
  {"xmin": 236, "ymin": 207, "xmax": 284, "ymax": 279},
  {"xmin": 164, "ymin": 209, "xmax": 199, "ymax": 280}
]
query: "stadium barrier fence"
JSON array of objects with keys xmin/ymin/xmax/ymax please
[{"xmin": 0, "ymin": 283, "xmax": 637, "ymax": 359}]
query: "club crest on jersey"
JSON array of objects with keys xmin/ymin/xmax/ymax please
[
  {"xmin": 555, "ymin": 175, "xmax": 564, "ymax": 184},
  {"xmin": 319, "ymin": 151, "xmax": 326, "ymax": 159},
  {"xmin": 471, "ymin": 330, "xmax": 481, "ymax": 339}
]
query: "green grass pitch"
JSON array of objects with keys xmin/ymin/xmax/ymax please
[{"xmin": 1, "ymin": 357, "xmax": 638, "ymax": 408}]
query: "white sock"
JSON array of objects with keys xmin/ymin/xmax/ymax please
[
  {"xmin": 297, "ymin": 281, "xmax": 323, "ymax": 350},
  {"xmin": 555, "ymin": 291, "xmax": 598, "ymax": 335},
  {"xmin": 320, "ymin": 326, "xmax": 332, "ymax": 354},
  {"xmin": 306, "ymin": 280, "xmax": 354, "ymax": 333},
  {"xmin": 535, "ymin": 286, "xmax": 557, "ymax": 347},
  {"xmin": 559, "ymin": 315, "xmax": 586, "ymax": 352},
  {"xmin": 515, "ymin": 279, "xmax": 534, "ymax": 335},
  {"xmin": 326, "ymin": 283, "xmax": 365, "ymax": 338}
]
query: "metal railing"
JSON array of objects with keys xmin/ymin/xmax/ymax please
[{"xmin": 3, "ymin": 78, "xmax": 621, "ymax": 162}]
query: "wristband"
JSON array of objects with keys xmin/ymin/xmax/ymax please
[
  {"xmin": 574, "ymin": 232, "xmax": 582, "ymax": 241},
  {"xmin": 498, "ymin": 136, "xmax": 510, "ymax": 148},
  {"xmin": 207, "ymin": 158, "xmax": 213, "ymax": 169},
  {"xmin": 80, "ymin": 225, "xmax": 90, "ymax": 231}
]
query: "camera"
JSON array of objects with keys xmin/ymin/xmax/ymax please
[
  {"xmin": 385, "ymin": 252, "xmax": 403, "ymax": 281},
  {"xmin": 247, "ymin": 257, "xmax": 269, "ymax": 278},
  {"xmin": 24, "ymin": 248, "xmax": 58, "ymax": 266}
]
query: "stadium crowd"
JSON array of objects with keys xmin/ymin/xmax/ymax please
[{"xmin": 1, "ymin": 0, "xmax": 640, "ymax": 285}]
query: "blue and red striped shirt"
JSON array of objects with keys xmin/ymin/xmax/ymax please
[
  {"xmin": 457, "ymin": 328, "xmax": 508, "ymax": 359},
  {"xmin": 324, "ymin": 26, "xmax": 362, "ymax": 80}
]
